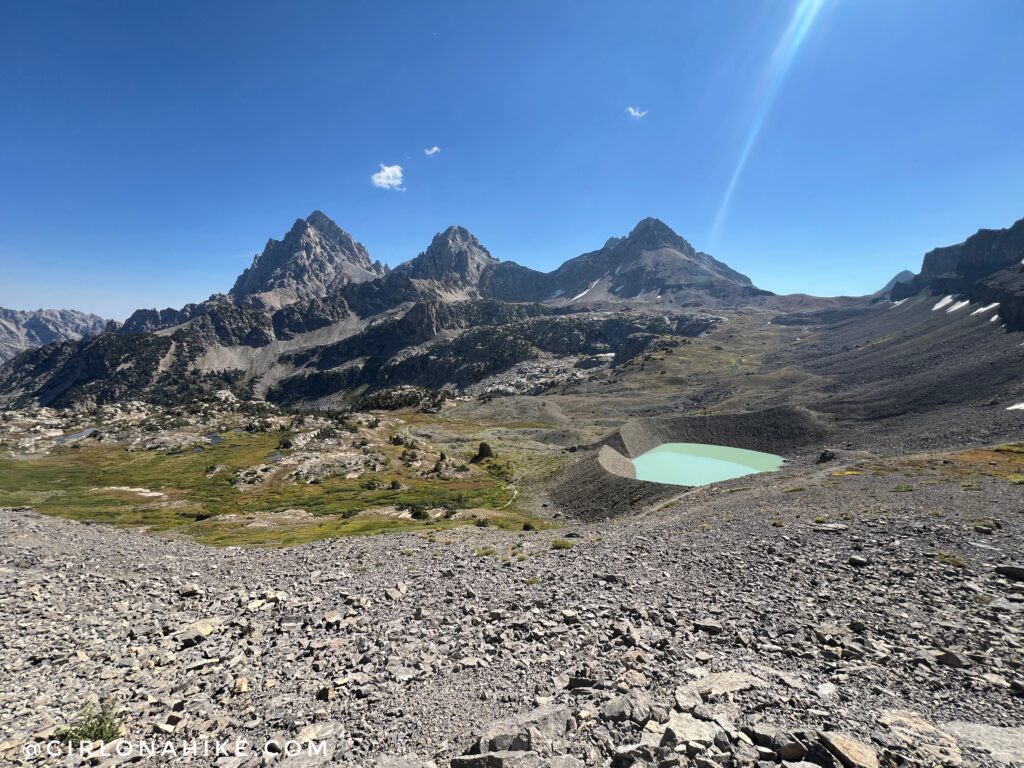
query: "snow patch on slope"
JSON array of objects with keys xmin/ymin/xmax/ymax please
[
  {"xmin": 971, "ymin": 302, "xmax": 999, "ymax": 315},
  {"xmin": 568, "ymin": 280, "xmax": 600, "ymax": 303}
]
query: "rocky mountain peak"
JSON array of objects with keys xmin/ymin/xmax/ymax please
[
  {"xmin": 229, "ymin": 211, "xmax": 386, "ymax": 309},
  {"xmin": 429, "ymin": 226, "xmax": 495, "ymax": 263},
  {"xmin": 304, "ymin": 209, "xmax": 338, "ymax": 232},
  {"xmin": 538, "ymin": 217, "xmax": 763, "ymax": 305},
  {"xmin": 303, "ymin": 210, "xmax": 371, "ymax": 260},
  {"xmin": 877, "ymin": 269, "xmax": 916, "ymax": 296},
  {"xmin": 398, "ymin": 226, "xmax": 498, "ymax": 288},
  {"xmin": 622, "ymin": 217, "xmax": 695, "ymax": 255}
]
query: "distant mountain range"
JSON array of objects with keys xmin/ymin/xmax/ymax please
[
  {"xmin": 225, "ymin": 212, "xmax": 770, "ymax": 310},
  {"xmin": 0, "ymin": 212, "xmax": 761, "ymax": 407},
  {"xmin": 114, "ymin": 213, "xmax": 766, "ymax": 337},
  {"xmin": 0, "ymin": 308, "xmax": 107, "ymax": 363},
  {"xmin": 1, "ymin": 211, "xmax": 1021, "ymax": 409}
]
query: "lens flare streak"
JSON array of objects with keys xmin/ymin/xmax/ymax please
[{"xmin": 710, "ymin": 0, "xmax": 826, "ymax": 243}]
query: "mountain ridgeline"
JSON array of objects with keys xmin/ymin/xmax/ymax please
[
  {"xmin": 0, "ymin": 213, "xmax": 764, "ymax": 408},
  {"xmin": 2, "ymin": 211, "xmax": 1022, "ymax": 410},
  {"xmin": 890, "ymin": 217, "xmax": 1024, "ymax": 328},
  {"xmin": 0, "ymin": 308, "xmax": 108, "ymax": 364}
]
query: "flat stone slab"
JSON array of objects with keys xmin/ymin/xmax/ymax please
[{"xmin": 941, "ymin": 721, "xmax": 1024, "ymax": 764}]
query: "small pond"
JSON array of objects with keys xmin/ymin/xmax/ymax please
[{"xmin": 631, "ymin": 443, "xmax": 783, "ymax": 487}]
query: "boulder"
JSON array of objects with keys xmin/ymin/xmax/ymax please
[
  {"xmin": 940, "ymin": 721, "xmax": 1024, "ymax": 764},
  {"xmin": 174, "ymin": 617, "xmax": 224, "ymax": 648},
  {"xmin": 661, "ymin": 712, "xmax": 717, "ymax": 747},
  {"xmin": 376, "ymin": 756, "xmax": 438, "ymax": 768},
  {"xmin": 877, "ymin": 711, "xmax": 961, "ymax": 766},
  {"xmin": 476, "ymin": 704, "xmax": 573, "ymax": 753},
  {"xmin": 695, "ymin": 617, "xmax": 723, "ymax": 634},
  {"xmin": 995, "ymin": 564, "xmax": 1024, "ymax": 581},
  {"xmin": 819, "ymin": 732, "xmax": 879, "ymax": 768},
  {"xmin": 690, "ymin": 670, "xmax": 765, "ymax": 700}
]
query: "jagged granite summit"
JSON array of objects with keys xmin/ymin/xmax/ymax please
[
  {"xmin": 394, "ymin": 226, "xmax": 499, "ymax": 293},
  {"xmin": 229, "ymin": 211, "xmax": 387, "ymax": 309},
  {"xmin": 0, "ymin": 307, "xmax": 107, "ymax": 363}
]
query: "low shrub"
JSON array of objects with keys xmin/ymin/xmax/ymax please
[{"xmin": 59, "ymin": 701, "xmax": 121, "ymax": 746}]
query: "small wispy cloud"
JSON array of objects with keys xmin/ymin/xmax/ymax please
[
  {"xmin": 424, "ymin": 146, "xmax": 441, "ymax": 156},
  {"xmin": 371, "ymin": 164, "xmax": 404, "ymax": 190},
  {"xmin": 625, "ymin": 106, "xmax": 648, "ymax": 119}
]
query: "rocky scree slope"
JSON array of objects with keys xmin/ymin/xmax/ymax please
[
  {"xmin": 786, "ymin": 292, "xmax": 1024, "ymax": 449},
  {"xmin": 1, "ymin": 456, "xmax": 1022, "ymax": 767}
]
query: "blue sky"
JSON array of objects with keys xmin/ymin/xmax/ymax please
[{"xmin": 2, "ymin": 0, "xmax": 1023, "ymax": 319}]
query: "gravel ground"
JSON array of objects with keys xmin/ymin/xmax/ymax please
[{"xmin": 1, "ymin": 459, "xmax": 1022, "ymax": 767}]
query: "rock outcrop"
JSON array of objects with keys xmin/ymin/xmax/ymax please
[
  {"xmin": 973, "ymin": 263, "xmax": 1024, "ymax": 330},
  {"xmin": 891, "ymin": 217, "xmax": 1024, "ymax": 300}
]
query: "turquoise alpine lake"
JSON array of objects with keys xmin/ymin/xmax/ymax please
[{"xmin": 631, "ymin": 443, "xmax": 784, "ymax": 487}]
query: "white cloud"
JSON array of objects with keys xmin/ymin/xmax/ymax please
[
  {"xmin": 424, "ymin": 146, "xmax": 441, "ymax": 156},
  {"xmin": 371, "ymin": 164, "xmax": 404, "ymax": 190},
  {"xmin": 625, "ymin": 106, "xmax": 648, "ymax": 119}
]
